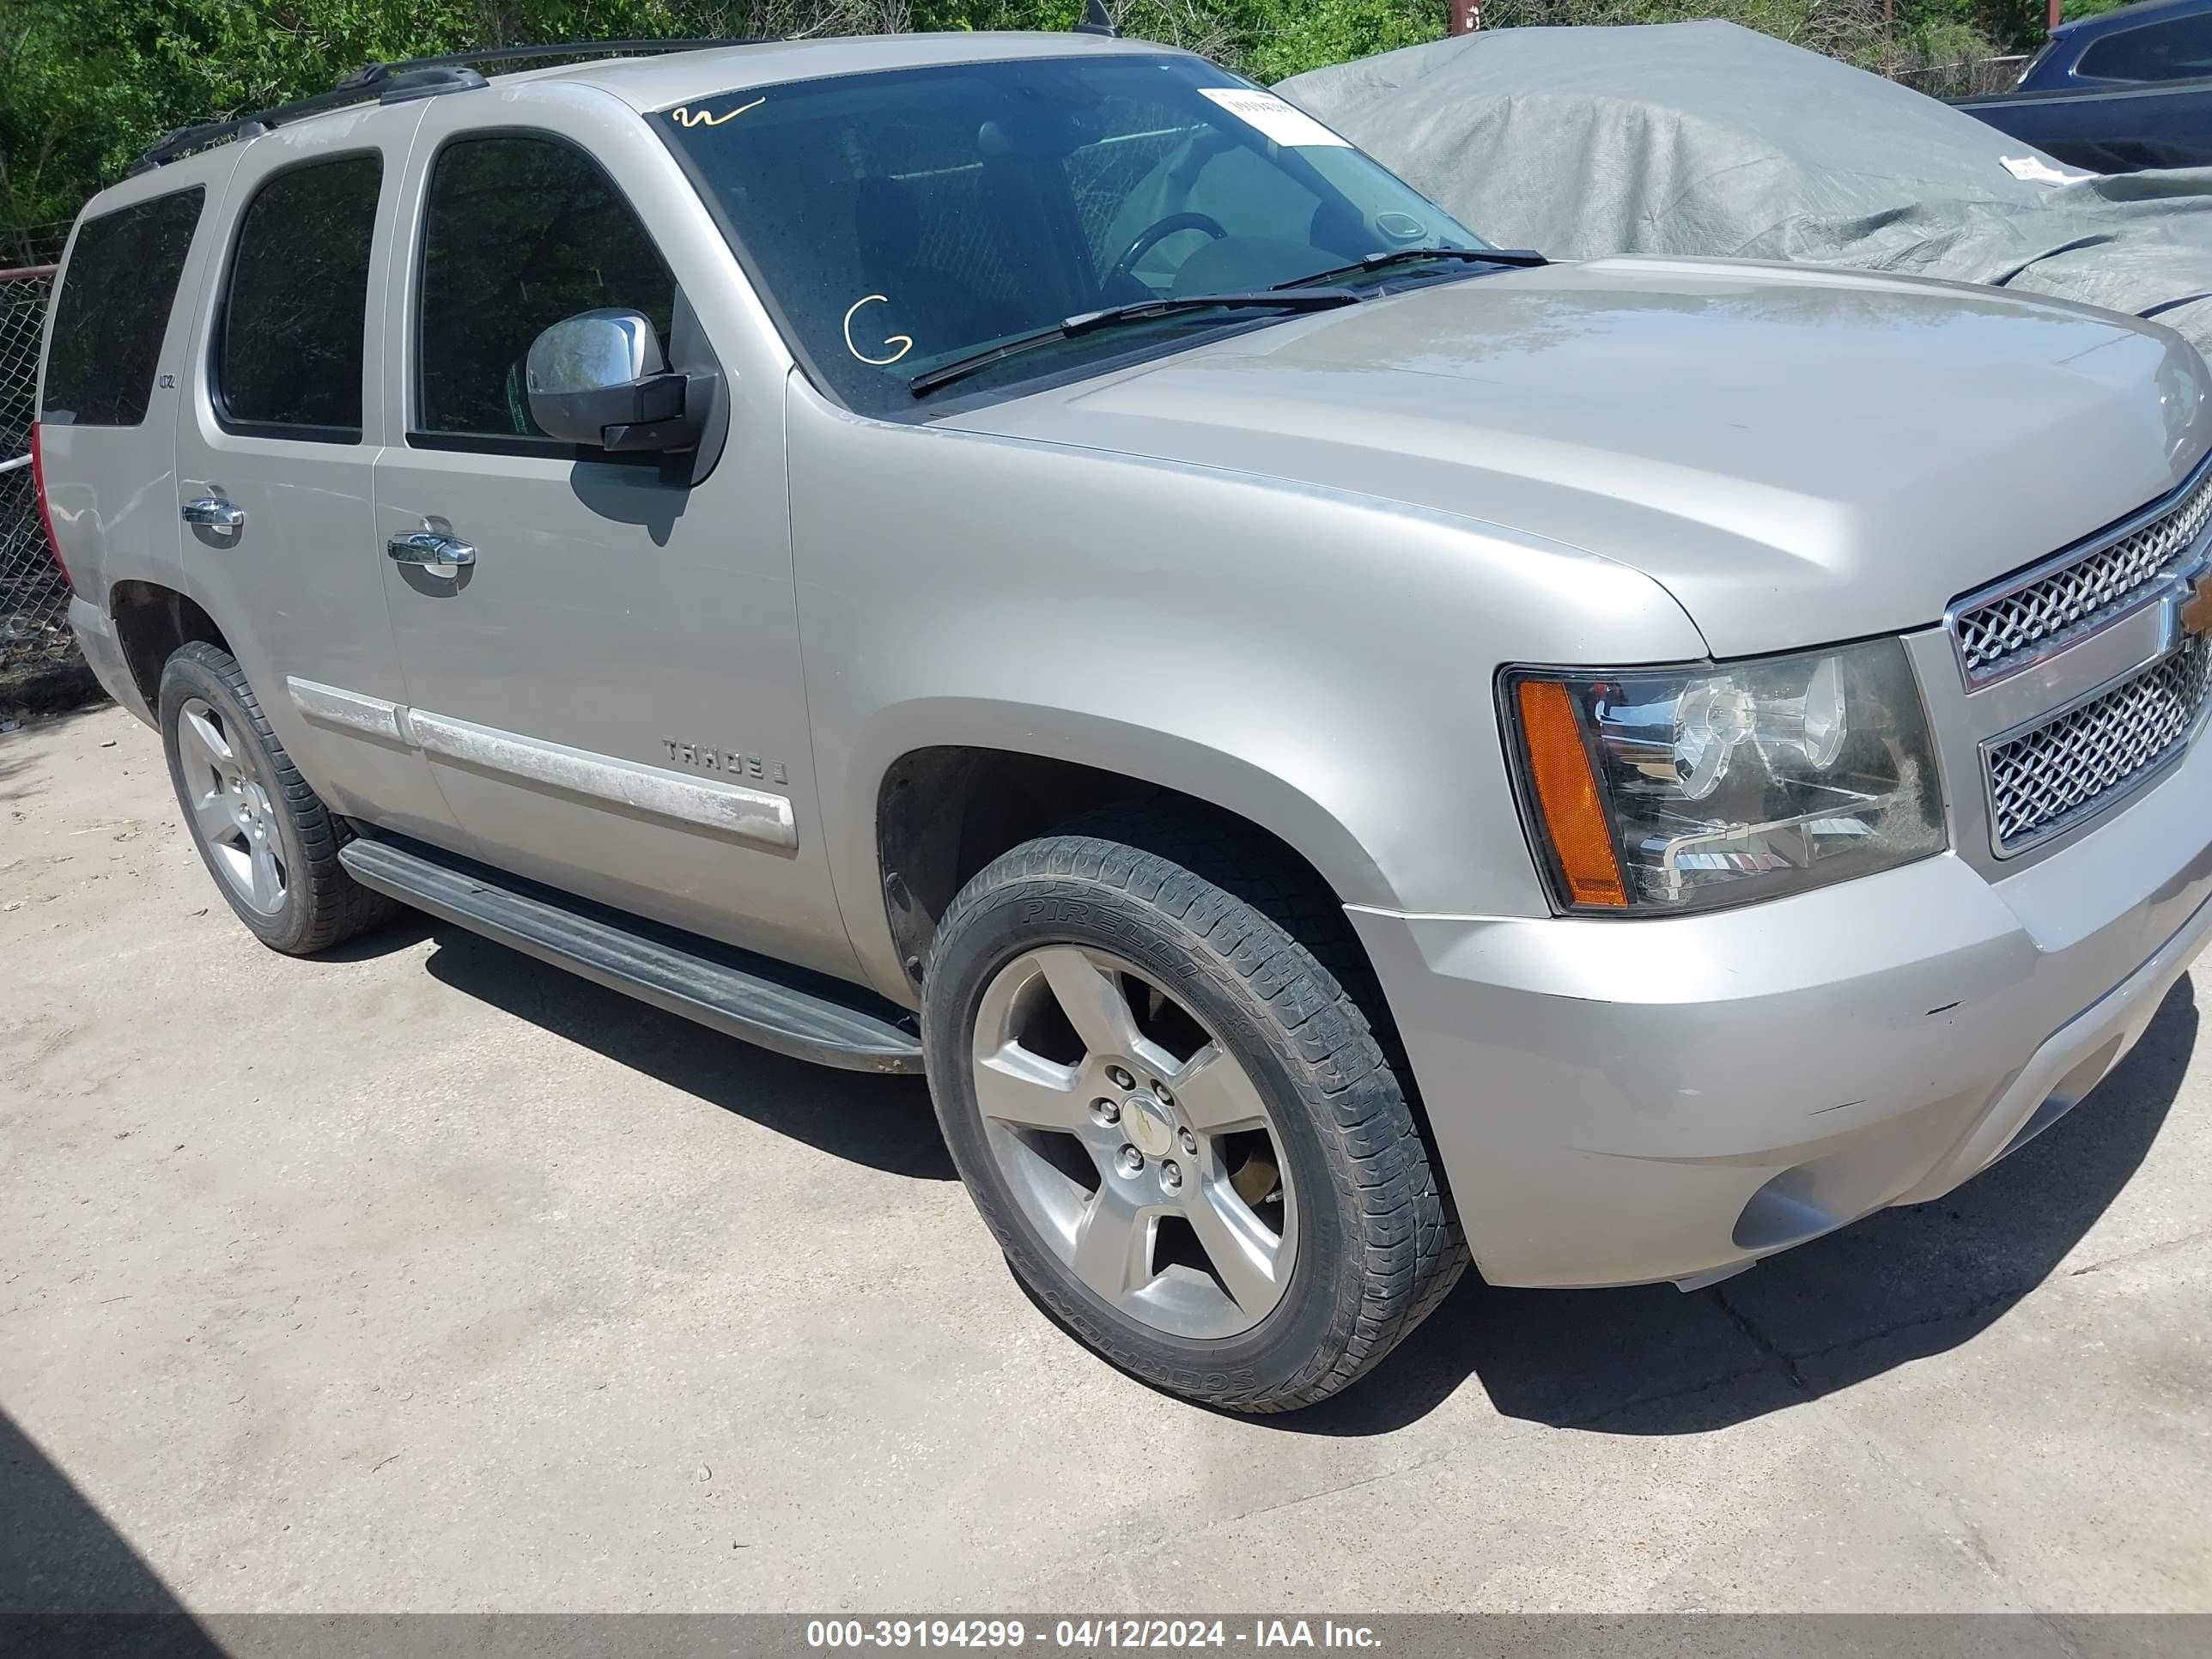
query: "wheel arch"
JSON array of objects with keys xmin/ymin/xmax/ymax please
[
  {"xmin": 854, "ymin": 702, "xmax": 1395, "ymax": 1000},
  {"xmin": 108, "ymin": 580, "xmax": 233, "ymax": 709}
]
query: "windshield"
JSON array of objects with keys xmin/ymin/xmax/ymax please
[{"xmin": 658, "ymin": 54, "xmax": 1487, "ymax": 415}]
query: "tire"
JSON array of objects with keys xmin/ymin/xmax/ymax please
[
  {"xmin": 158, "ymin": 641, "xmax": 395, "ymax": 956},
  {"xmin": 921, "ymin": 807, "xmax": 1467, "ymax": 1413}
]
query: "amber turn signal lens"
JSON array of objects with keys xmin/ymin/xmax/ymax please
[{"xmin": 1516, "ymin": 679, "xmax": 1628, "ymax": 908}]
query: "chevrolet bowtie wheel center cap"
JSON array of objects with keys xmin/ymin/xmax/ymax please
[{"xmin": 1121, "ymin": 1091, "xmax": 1178, "ymax": 1159}]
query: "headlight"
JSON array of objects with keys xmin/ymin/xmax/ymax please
[{"xmin": 1504, "ymin": 638, "xmax": 1946, "ymax": 915}]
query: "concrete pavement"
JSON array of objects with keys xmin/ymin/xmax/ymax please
[{"xmin": 3, "ymin": 702, "xmax": 2206, "ymax": 1615}]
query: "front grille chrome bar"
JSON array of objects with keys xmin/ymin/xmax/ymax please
[{"xmin": 1948, "ymin": 451, "xmax": 2212, "ymax": 689}]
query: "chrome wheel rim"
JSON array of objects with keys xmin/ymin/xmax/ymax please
[
  {"xmin": 175, "ymin": 697, "xmax": 287, "ymax": 915},
  {"xmin": 970, "ymin": 945, "xmax": 1297, "ymax": 1340}
]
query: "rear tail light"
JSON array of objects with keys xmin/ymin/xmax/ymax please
[{"xmin": 28, "ymin": 421, "xmax": 69, "ymax": 591}]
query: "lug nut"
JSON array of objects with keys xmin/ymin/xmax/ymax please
[
  {"xmin": 1116, "ymin": 1145, "xmax": 1144, "ymax": 1176},
  {"xmin": 1158, "ymin": 1160, "xmax": 1182, "ymax": 1194},
  {"xmin": 1091, "ymin": 1097, "xmax": 1121, "ymax": 1126},
  {"xmin": 1155, "ymin": 1085, "xmax": 1175, "ymax": 1108},
  {"xmin": 1106, "ymin": 1065, "xmax": 1136, "ymax": 1091},
  {"xmin": 1179, "ymin": 1127, "xmax": 1198, "ymax": 1156}
]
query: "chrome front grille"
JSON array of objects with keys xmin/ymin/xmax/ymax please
[
  {"xmin": 1985, "ymin": 636, "xmax": 2212, "ymax": 851},
  {"xmin": 1953, "ymin": 460, "xmax": 2212, "ymax": 685}
]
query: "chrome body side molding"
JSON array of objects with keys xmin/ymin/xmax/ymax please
[
  {"xmin": 285, "ymin": 677, "xmax": 799, "ymax": 851},
  {"xmin": 287, "ymin": 678, "xmax": 409, "ymax": 744}
]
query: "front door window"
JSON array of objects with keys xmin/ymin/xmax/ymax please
[{"xmin": 415, "ymin": 135, "xmax": 676, "ymax": 447}]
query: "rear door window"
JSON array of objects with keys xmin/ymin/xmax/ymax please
[
  {"xmin": 414, "ymin": 134, "xmax": 675, "ymax": 447},
  {"xmin": 40, "ymin": 188, "xmax": 204, "ymax": 426},
  {"xmin": 2078, "ymin": 15, "xmax": 2212, "ymax": 81},
  {"xmin": 216, "ymin": 154, "xmax": 383, "ymax": 441}
]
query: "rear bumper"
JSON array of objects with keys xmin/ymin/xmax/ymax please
[
  {"xmin": 67, "ymin": 594, "xmax": 152, "ymax": 726},
  {"xmin": 1352, "ymin": 730, "xmax": 2212, "ymax": 1290}
]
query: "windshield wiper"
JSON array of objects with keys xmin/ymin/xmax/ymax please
[
  {"xmin": 1273, "ymin": 246, "xmax": 1549, "ymax": 290},
  {"xmin": 907, "ymin": 289, "xmax": 1362, "ymax": 398}
]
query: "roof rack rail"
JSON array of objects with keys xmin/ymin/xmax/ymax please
[
  {"xmin": 130, "ymin": 67, "xmax": 486, "ymax": 173},
  {"xmin": 130, "ymin": 36, "xmax": 770, "ymax": 175}
]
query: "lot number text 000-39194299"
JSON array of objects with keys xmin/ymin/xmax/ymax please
[{"xmin": 803, "ymin": 1620, "xmax": 1383, "ymax": 1650}]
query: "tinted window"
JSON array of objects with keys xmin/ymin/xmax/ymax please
[
  {"xmin": 40, "ymin": 189, "xmax": 204, "ymax": 426},
  {"xmin": 660, "ymin": 58, "xmax": 1481, "ymax": 417},
  {"xmin": 217, "ymin": 155, "xmax": 381, "ymax": 439},
  {"xmin": 416, "ymin": 136, "xmax": 675, "ymax": 441},
  {"xmin": 2079, "ymin": 15, "xmax": 2212, "ymax": 80}
]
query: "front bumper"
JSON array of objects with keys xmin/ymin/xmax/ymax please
[
  {"xmin": 67, "ymin": 594, "xmax": 153, "ymax": 726},
  {"xmin": 1351, "ymin": 726, "xmax": 2212, "ymax": 1291}
]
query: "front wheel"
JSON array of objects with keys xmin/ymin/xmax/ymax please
[{"xmin": 921, "ymin": 820, "xmax": 1465, "ymax": 1413}]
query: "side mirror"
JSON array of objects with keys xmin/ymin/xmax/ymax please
[{"xmin": 526, "ymin": 308, "xmax": 710, "ymax": 454}]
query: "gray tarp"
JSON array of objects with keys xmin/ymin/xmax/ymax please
[{"xmin": 1278, "ymin": 21, "xmax": 2212, "ymax": 356}]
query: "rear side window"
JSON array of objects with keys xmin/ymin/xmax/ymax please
[
  {"xmin": 216, "ymin": 155, "xmax": 382, "ymax": 441},
  {"xmin": 415, "ymin": 134, "xmax": 675, "ymax": 445},
  {"xmin": 40, "ymin": 188, "xmax": 204, "ymax": 427},
  {"xmin": 2079, "ymin": 15, "xmax": 2212, "ymax": 81}
]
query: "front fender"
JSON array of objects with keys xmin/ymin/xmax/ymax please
[
  {"xmin": 846, "ymin": 690, "xmax": 1395, "ymax": 932},
  {"xmin": 787, "ymin": 380, "xmax": 1707, "ymax": 1000}
]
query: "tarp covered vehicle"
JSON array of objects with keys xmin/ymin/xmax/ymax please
[{"xmin": 1279, "ymin": 21, "xmax": 2212, "ymax": 357}]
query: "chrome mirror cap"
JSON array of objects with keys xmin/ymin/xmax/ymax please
[{"xmin": 526, "ymin": 308, "xmax": 666, "ymax": 398}]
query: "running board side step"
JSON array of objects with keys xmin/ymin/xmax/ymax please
[{"xmin": 337, "ymin": 835, "xmax": 924, "ymax": 1073}]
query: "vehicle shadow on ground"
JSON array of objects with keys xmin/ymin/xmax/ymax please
[
  {"xmin": 0, "ymin": 742, "xmax": 47, "ymax": 803},
  {"xmin": 0, "ymin": 700, "xmax": 128, "ymax": 807},
  {"xmin": 1285, "ymin": 974, "xmax": 2198, "ymax": 1439},
  {"xmin": 413, "ymin": 921, "xmax": 953, "ymax": 1181},
  {"xmin": 358, "ymin": 909, "xmax": 2192, "ymax": 1440},
  {"xmin": 0, "ymin": 1407, "xmax": 222, "ymax": 1654}
]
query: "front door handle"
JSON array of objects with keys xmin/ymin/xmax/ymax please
[
  {"xmin": 386, "ymin": 531, "xmax": 477, "ymax": 568},
  {"xmin": 181, "ymin": 496, "xmax": 246, "ymax": 530}
]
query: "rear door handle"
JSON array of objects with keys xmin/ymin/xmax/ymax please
[
  {"xmin": 181, "ymin": 496, "xmax": 246, "ymax": 529},
  {"xmin": 386, "ymin": 531, "xmax": 477, "ymax": 568}
]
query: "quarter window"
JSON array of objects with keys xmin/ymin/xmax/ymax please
[
  {"xmin": 40, "ymin": 188, "xmax": 204, "ymax": 427},
  {"xmin": 2078, "ymin": 15, "xmax": 2212, "ymax": 81},
  {"xmin": 416, "ymin": 135, "xmax": 676, "ymax": 443},
  {"xmin": 216, "ymin": 155, "xmax": 382, "ymax": 440}
]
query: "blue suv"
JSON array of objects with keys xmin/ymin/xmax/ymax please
[
  {"xmin": 2015, "ymin": 0, "xmax": 2212, "ymax": 88},
  {"xmin": 1954, "ymin": 0, "xmax": 2212, "ymax": 170}
]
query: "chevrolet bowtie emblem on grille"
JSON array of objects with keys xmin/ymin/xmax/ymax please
[{"xmin": 2182, "ymin": 570, "xmax": 2212, "ymax": 639}]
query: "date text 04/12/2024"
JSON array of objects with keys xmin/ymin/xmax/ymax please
[{"xmin": 804, "ymin": 1621, "xmax": 1383, "ymax": 1650}]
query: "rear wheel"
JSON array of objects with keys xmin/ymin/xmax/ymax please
[
  {"xmin": 158, "ymin": 641, "xmax": 394, "ymax": 955},
  {"xmin": 922, "ymin": 815, "xmax": 1465, "ymax": 1413}
]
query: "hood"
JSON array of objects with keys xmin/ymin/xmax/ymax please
[{"xmin": 946, "ymin": 257, "xmax": 2212, "ymax": 659}]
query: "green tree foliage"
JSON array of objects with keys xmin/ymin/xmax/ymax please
[
  {"xmin": 3, "ymin": 2, "xmax": 436, "ymax": 248},
  {"xmin": 1475, "ymin": 0, "xmax": 2037, "ymax": 84},
  {"xmin": 1238, "ymin": 0, "xmax": 1443, "ymax": 85},
  {"xmin": 0, "ymin": 0, "xmax": 2069, "ymax": 246}
]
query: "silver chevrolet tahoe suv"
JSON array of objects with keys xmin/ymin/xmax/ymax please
[{"xmin": 36, "ymin": 30, "xmax": 2212, "ymax": 1413}]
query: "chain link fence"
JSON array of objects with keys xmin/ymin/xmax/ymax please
[
  {"xmin": 0, "ymin": 260, "xmax": 92, "ymax": 710},
  {"xmin": 1892, "ymin": 54, "xmax": 2032, "ymax": 100}
]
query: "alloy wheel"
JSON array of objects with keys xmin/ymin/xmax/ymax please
[
  {"xmin": 174, "ymin": 696, "xmax": 288, "ymax": 915},
  {"xmin": 969, "ymin": 945, "xmax": 1297, "ymax": 1340}
]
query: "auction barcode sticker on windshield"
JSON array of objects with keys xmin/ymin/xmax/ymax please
[{"xmin": 1198, "ymin": 87, "xmax": 1350, "ymax": 148}]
